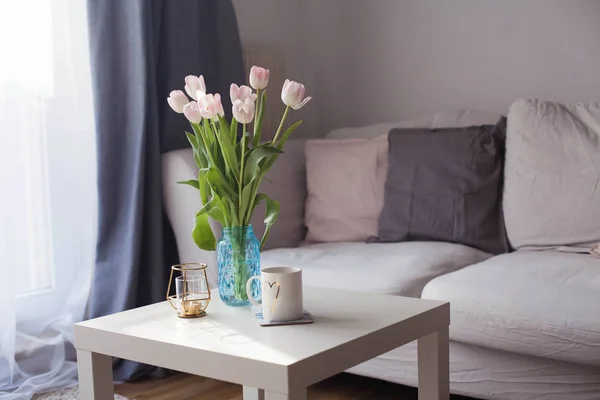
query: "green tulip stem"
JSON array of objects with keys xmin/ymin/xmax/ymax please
[
  {"xmin": 253, "ymin": 89, "xmax": 261, "ymax": 144},
  {"xmin": 239, "ymin": 123, "xmax": 247, "ymax": 223},
  {"xmin": 231, "ymin": 228, "xmax": 248, "ymax": 301},
  {"xmin": 273, "ymin": 106, "xmax": 290, "ymax": 144},
  {"xmin": 195, "ymin": 121, "xmax": 216, "ymax": 167}
]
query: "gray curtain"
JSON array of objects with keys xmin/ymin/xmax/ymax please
[{"xmin": 86, "ymin": 0, "xmax": 245, "ymax": 381}]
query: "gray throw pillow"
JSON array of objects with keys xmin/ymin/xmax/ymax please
[{"xmin": 373, "ymin": 118, "xmax": 509, "ymax": 255}]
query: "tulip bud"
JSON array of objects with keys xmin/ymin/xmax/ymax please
[
  {"xmin": 232, "ymin": 97, "xmax": 256, "ymax": 124},
  {"xmin": 184, "ymin": 75, "xmax": 206, "ymax": 100},
  {"xmin": 197, "ymin": 92, "xmax": 224, "ymax": 120},
  {"xmin": 167, "ymin": 90, "xmax": 189, "ymax": 113},
  {"xmin": 183, "ymin": 101, "xmax": 202, "ymax": 124},
  {"xmin": 230, "ymin": 83, "xmax": 253, "ymax": 103},
  {"xmin": 215, "ymin": 93, "xmax": 225, "ymax": 118},
  {"xmin": 281, "ymin": 79, "xmax": 311, "ymax": 110},
  {"xmin": 249, "ymin": 66, "xmax": 270, "ymax": 90}
]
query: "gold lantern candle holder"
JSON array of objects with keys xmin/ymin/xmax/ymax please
[{"xmin": 166, "ymin": 263, "xmax": 211, "ymax": 318}]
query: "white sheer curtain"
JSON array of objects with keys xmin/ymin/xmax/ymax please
[{"xmin": 0, "ymin": 1, "xmax": 96, "ymax": 398}]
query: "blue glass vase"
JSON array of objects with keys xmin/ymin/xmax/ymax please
[{"xmin": 217, "ymin": 225, "xmax": 261, "ymax": 306}]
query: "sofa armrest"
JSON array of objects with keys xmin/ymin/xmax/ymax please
[
  {"xmin": 162, "ymin": 149, "xmax": 219, "ymax": 285},
  {"xmin": 162, "ymin": 139, "xmax": 307, "ymax": 286}
]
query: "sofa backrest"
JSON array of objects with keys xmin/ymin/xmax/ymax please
[
  {"xmin": 326, "ymin": 109, "xmax": 503, "ymax": 139},
  {"xmin": 503, "ymin": 98, "xmax": 600, "ymax": 250}
]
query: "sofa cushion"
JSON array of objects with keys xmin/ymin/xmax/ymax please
[
  {"xmin": 306, "ymin": 109, "xmax": 504, "ymax": 243},
  {"xmin": 375, "ymin": 119, "xmax": 509, "ymax": 255},
  {"xmin": 304, "ymin": 136, "xmax": 387, "ymax": 242},
  {"xmin": 261, "ymin": 241, "xmax": 490, "ymax": 298},
  {"xmin": 422, "ymin": 250, "xmax": 600, "ymax": 366},
  {"xmin": 504, "ymin": 98, "xmax": 600, "ymax": 250}
]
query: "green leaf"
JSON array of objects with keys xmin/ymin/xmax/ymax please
[
  {"xmin": 230, "ymin": 118, "xmax": 238, "ymax": 144},
  {"xmin": 218, "ymin": 114, "xmax": 231, "ymax": 139},
  {"xmin": 240, "ymin": 182, "xmax": 255, "ymax": 224},
  {"xmin": 202, "ymin": 119, "xmax": 215, "ymax": 147},
  {"xmin": 211, "ymin": 140, "xmax": 227, "ymax": 175},
  {"xmin": 195, "ymin": 147, "xmax": 208, "ymax": 169},
  {"xmin": 191, "ymin": 122, "xmax": 205, "ymax": 146},
  {"xmin": 196, "ymin": 196, "xmax": 215, "ymax": 216},
  {"xmin": 185, "ymin": 131, "xmax": 198, "ymax": 148},
  {"xmin": 243, "ymin": 145, "xmax": 283, "ymax": 185},
  {"xmin": 198, "ymin": 195, "xmax": 227, "ymax": 226},
  {"xmin": 188, "ymin": 127, "xmax": 205, "ymax": 169},
  {"xmin": 258, "ymin": 120, "xmax": 303, "ymax": 175},
  {"xmin": 198, "ymin": 168, "xmax": 210, "ymax": 204},
  {"xmin": 235, "ymin": 138, "xmax": 242, "ymax": 160},
  {"xmin": 253, "ymin": 90, "xmax": 267, "ymax": 147},
  {"xmin": 275, "ymin": 120, "xmax": 303, "ymax": 149},
  {"xmin": 206, "ymin": 166, "xmax": 237, "ymax": 202},
  {"xmin": 236, "ymin": 131, "xmax": 251, "ymax": 158},
  {"xmin": 192, "ymin": 123, "xmax": 213, "ymax": 168},
  {"xmin": 208, "ymin": 207, "xmax": 226, "ymax": 226},
  {"xmin": 222, "ymin": 196, "xmax": 238, "ymax": 227},
  {"xmin": 250, "ymin": 192, "xmax": 268, "ymax": 216},
  {"xmin": 177, "ymin": 179, "xmax": 199, "ymax": 190},
  {"xmin": 213, "ymin": 194, "xmax": 230, "ymax": 226},
  {"xmin": 213, "ymin": 121, "xmax": 240, "ymax": 183},
  {"xmin": 192, "ymin": 212, "xmax": 216, "ymax": 251},
  {"xmin": 261, "ymin": 196, "xmax": 280, "ymax": 250},
  {"xmin": 245, "ymin": 192, "xmax": 279, "ymax": 249}
]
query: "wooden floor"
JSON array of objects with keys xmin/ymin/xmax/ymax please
[{"xmin": 116, "ymin": 372, "xmax": 476, "ymax": 400}]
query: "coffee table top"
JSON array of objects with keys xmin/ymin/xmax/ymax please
[{"xmin": 75, "ymin": 287, "xmax": 448, "ymax": 392}]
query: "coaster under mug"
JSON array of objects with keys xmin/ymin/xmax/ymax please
[{"xmin": 255, "ymin": 310, "xmax": 313, "ymax": 327}]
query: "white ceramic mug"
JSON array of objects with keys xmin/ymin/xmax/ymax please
[{"xmin": 246, "ymin": 266, "xmax": 303, "ymax": 322}]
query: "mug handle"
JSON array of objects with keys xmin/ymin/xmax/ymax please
[{"xmin": 246, "ymin": 276, "xmax": 261, "ymax": 306}]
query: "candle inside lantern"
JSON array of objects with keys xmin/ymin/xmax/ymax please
[{"xmin": 179, "ymin": 299, "xmax": 207, "ymax": 316}]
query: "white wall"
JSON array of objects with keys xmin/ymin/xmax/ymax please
[
  {"xmin": 233, "ymin": 0, "xmax": 600, "ymax": 136},
  {"xmin": 232, "ymin": 0, "xmax": 350, "ymax": 137}
]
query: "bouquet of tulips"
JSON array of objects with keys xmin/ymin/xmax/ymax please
[{"xmin": 167, "ymin": 66, "xmax": 311, "ymax": 251}]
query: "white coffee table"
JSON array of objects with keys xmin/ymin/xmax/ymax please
[{"xmin": 74, "ymin": 287, "xmax": 449, "ymax": 400}]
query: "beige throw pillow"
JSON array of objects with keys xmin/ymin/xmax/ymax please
[{"xmin": 305, "ymin": 136, "xmax": 388, "ymax": 242}]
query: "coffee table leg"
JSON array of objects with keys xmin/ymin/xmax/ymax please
[
  {"xmin": 243, "ymin": 386, "xmax": 265, "ymax": 400},
  {"xmin": 77, "ymin": 349, "xmax": 113, "ymax": 400},
  {"xmin": 264, "ymin": 389, "xmax": 307, "ymax": 400},
  {"xmin": 418, "ymin": 326, "xmax": 449, "ymax": 400}
]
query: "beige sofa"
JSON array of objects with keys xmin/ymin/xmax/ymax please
[{"xmin": 162, "ymin": 104, "xmax": 600, "ymax": 400}]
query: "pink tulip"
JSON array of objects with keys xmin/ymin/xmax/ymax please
[
  {"xmin": 230, "ymin": 83, "xmax": 254, "ymax": 103},
  {"xmin": 281, "ymin": 79, "xmax": 311, "ymax": 110},
  {"xmin": 215, "ymin": 93, "xmax": 225, "ymax": 118},
  {"xmin": 249, "ymin": 66, "xmax": 270, "ymax": 90},
  {"xmin": 166, "ymin": 90, "xmax": 189, "ymax": 113},
  {"xmin": 183, "ymin": 101, "xmax": 202, "ymax": 124},
  {"xmin": 198, "ymin": 92, "xmax": 224, "ymax": 120},
  {"xmin": 232, "ymin": 98, "xmax": 256, "ymax": 124},
  {"xmin": 184, "ymin": 75, "xmax": 206, "ymax": 100}
]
